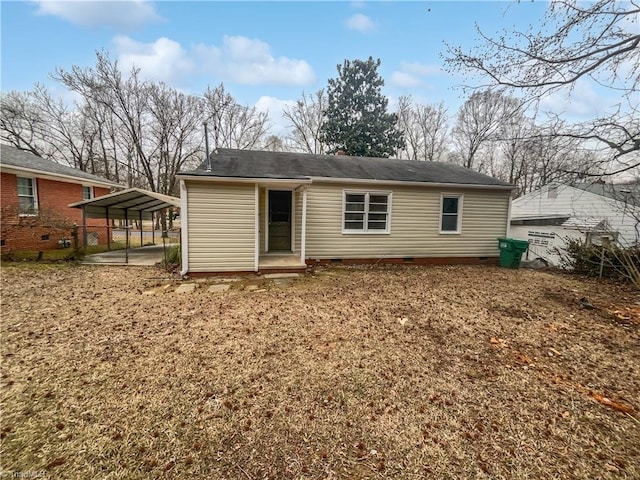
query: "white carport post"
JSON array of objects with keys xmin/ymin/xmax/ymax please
[{"xmin": 300, "ymin": 186, "xmax": 308, "ymax": 267}]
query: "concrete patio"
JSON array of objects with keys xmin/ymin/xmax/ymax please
[{"xmin": 82, "ymin": 245, "xmax": 171, "ymax": 266}]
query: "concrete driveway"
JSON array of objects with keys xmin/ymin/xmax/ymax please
[{"xmin": 82, "ymin": 245, "xmax": 172, "ymax": 266}]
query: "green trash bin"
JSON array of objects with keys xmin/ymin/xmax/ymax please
[{"xmin": 497, "ymin": 237, "xmax": 529, "ymax": 269}]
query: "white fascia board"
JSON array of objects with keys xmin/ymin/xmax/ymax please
[
  {"xmin": 510, "ymin": 214, "xmax": 571, "ymax": 221},
  {"xmin": 309, "ymin": 176, "xmax": 514, "ymax": 190},
  {"xmin": 177, "ymin": 174, "xmax": 313, "ymax": 186},
  {"xmin": 177, "ymin": 174, "xmax": 512, "ymax": 190},
  {"xmin": 0, "ymin": 165, "xmax": 121, "ymax": 189}
]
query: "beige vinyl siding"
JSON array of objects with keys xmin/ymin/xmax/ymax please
[
  {"xmin": 305, "ymin": 182, "xmax": 509, "ymax": 259},
  {"xmin": 187, "ymin": 181, "xmax": 255, "ymax": 272}
]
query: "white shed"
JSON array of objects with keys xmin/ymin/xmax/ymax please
[{"xmin": 510, "ymin": 183, "xmax": 639, "ymax": 265}]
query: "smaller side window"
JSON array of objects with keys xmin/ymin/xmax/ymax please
[
  {"xmin": 440, "ymin": 195, "xmax": 462, "ymax": 234},
  {"xmin": 83, "ymin": 186, "xmax": 93, "ymax": 200}
]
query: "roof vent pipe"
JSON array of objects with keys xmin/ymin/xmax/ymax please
[{"xmin": 204, "ymin": 122, "xmax": 211, "ymax": 172}]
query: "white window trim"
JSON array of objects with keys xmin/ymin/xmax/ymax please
[
  {"xmin": 82, "ymin": 185, "xmax": 94, "ymax": 200},
  {"xmin": 342, "ymin": 190, "xmax": 392, "ymax": 234},
  {"xmin": 439, "ymin": 193, "xmax": 463, "ymax": 235},
  {"xmin": 17, "ymin": 176, "xmax": 38, "ymax": 217}
]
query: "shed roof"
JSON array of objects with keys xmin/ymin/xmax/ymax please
[
  {"xmin": 179, "ymin": 148, "xmax": 512, "ymax": 188},
  {"xmin": 561, "ymin": 217, "xmax": 612, "ymax": 232},
  {"xmin": 0, "ymin": 144, "xmax": 121, "ymax": 188},
  {"xmin": 574, "ymin": 182, "xmax": 640, "ymax": 207},
  {"xmin": 69, "ymin": 188, "xmax": 180, "ymax": 220}
]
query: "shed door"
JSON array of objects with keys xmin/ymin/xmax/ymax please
[{"xmin": 268, "ymin": 190, "xmax": 292, "ymax": 251}]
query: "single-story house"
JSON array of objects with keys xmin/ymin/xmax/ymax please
[
  {"xmin": 177, "ymin": 149, "xmax": 513, "ymax": 275},
  {"xmin": 510, "ymin": 182, "xmax": 639, "ymax": 265},
  {"xmin": 0, "ymin": 144, "xmax": 120, "ymax": 252}
]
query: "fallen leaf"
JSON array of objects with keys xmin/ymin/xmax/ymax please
[
  {"xmin": 517, "ymin": 353, "xmax": 532, "ymax": 364},
  {"xmin": 605, "ymin": 463, "xmax": 619, "ymax": 472},
  {"xmin": 490, "ymin": 337, "xmax": 507, "ymax": 348},
  {"xmin": 590, "ymin": 392, "xmax": 635, "ymax": 415}
]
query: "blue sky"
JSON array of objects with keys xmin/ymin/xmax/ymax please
[{"xmin": 0, "ymin": 1, "xmax": 614, "ymax": 134}]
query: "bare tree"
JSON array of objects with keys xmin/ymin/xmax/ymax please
[
  {"xmin": 51, "ymin": 52, "xmax": 208, "ymax": 196},
  {"xmin": 282, "ymin": 89, "xmax": 327, "ymax": 154},
  {"xmin": 419, "ymin": 102, "xmax": 449, "ymax": 162},
  {"xmin": 147, "ymin": 83, "xmax": 204, "ymax": 196},
  {"xmin": 53, "ymin": 52, "xmax": 155, "ymax": 189},
  {"xmin": 495, "ymin": 113, "xmax": 534, "ymax": 195},
  {"xmin": 3, "ymin": 52, "xmax": 272, "ymax": 202},
  {"xmin": 202, "ymin": 84, "xmax": 271, "ymax": 150},
  {"xmin": 520, "ymin": 124, "xmax": 596, "ymax": 191},
  {"xmin": 0, "ymin": 85, "xmax": 92, "ymax": 169},
  {"xmin": 451, "ymin": 90, "xmax": 522, "ymax": 172},
  {"xmin": 262, "ymin": 134, "xmax": 287, "ymax": 152},
  {"xmin": 0, "ymin": 90, "xmax": 47, "ymax": 157},
  {"xmin": 397, "ymin": 96, "xmax": 449, "ymax": 162},
  {"xmin": 396, "ymin": 95, "xmax": 421, "ymax": 161},
  {"xmin": 444, "ymin": 0, "xmax": 640, "ymax": 175}
]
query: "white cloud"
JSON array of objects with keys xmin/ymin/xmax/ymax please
[
  {"xmin": 113, "ymin": 35, "xmax": 315, "ymax": 87},
  {"xmin": 540, "ymin": 79, "xmax": 621, "ymax": 121},
  {"xmin": 399, "ymin": 62, "xmax": 443, "ymax": 77},
  {"xmin": 350, "ymin": 1, "xmax": 366, "ymax": 8},
  {"xmin": 390, "ymin": 61, "xmax": 443, "ymax": 89},
  {"xmin": 390, "ymin": 72, "xmax": 423, "ymax": 88},
  {"xmin": 34, "ymin": 0, "xmax": 162, "ymax": 29},
  {"xmin": 114, "ymin": 36, "xmax": 194, "ymax": 83},
  {"xmin": 255, "ymin": 96, "xmax": 296, "ymax": 136},
  {"xmin": 194, "ymin": 35, "xmax": 315, "ymax": 86},
  {"xmin": 346, "ymin": 13, "xmax": 376, "ymax": 33}
]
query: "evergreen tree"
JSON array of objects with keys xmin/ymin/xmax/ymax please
[{"xmin": 320, "ymin": 57, "xmax": 404, "ymax": 158}]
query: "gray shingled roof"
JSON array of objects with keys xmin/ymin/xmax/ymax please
[
  {"xmin": 0, "ymin": 144, "xmax": 120, "ymax": 186},
  {"xmin": 180, "ymin": 148, "xmax": 511, "ymax": 187}
]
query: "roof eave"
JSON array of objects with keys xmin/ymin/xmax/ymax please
[
  {"xmin": 308, "ymin": 176, "xmax": 514, "ymax": 190},
  {"xmin": 177, "ymin": 173, "xmax": 512, "ymax": 190},
  {"xmin": 177, "ymin": 174, "xmax": 313, "ymax": 185},
  {"xmin": 0, "ymin": 164, "xmax": 122, "ymax": 188}
]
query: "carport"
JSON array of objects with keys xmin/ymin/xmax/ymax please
[{"xmin": 69, "ymin": 188, "xmax": 181, "ymax": 265}]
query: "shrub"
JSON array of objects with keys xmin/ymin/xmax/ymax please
[
  {"xmin": 558, "ymin": 238, "xmax": 640, "ymax": 287},
  {"xmin": 165, "ymin": 244, "xmax": 181, "ymax": 266}
]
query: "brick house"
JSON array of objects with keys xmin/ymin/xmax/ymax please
[{"xmin": 1, "ymin": 144, "xmax": 121, "ymax": 252}]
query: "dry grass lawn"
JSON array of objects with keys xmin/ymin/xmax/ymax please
[{"xmin": 1, "ymin": 263, "xmax": 639, "ymax": 479}]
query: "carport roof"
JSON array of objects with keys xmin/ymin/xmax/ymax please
[{"xmin": 69, "ymin": 188, "xmax": 180, "ymax": 220}]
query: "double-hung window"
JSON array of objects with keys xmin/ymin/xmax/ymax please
[
  {"xmin": 17, "ymin": 177, "xmax": 38, "ymax": 215},
  {"xmin": 440, "ymin": 194, "xmax": 462, "ymax": 234},
  {"xmin": 83, "ymin": 186, "xmax": 94, "ymax": 200},
  {"xmin": 343, "ymin": 191, "xmax": 391, "ymax": 233}
]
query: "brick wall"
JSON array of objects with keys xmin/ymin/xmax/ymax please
[{"xmin": 1, "ymin": 172, "xmax": 112, "ymax": 252}]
